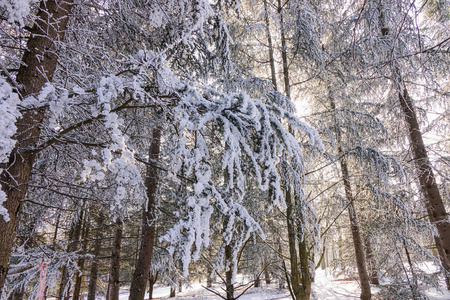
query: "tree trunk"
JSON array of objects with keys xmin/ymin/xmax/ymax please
[
  {"xmin": 207, "ymin": 249, "xmax": 214, "ymax": 288},
  {"xmin": 107, "ymin": 218, "xmax": 123, "ymax": 300},
  {"xmin": 264, "ymin": 267, "xmax": 271, "ymax": 284},
  {"xmin": 277, "ymin": 0, "xmax": 290, "ymax": 98},
  {"xmin": 87, "ymin": 215, "xmax": 104, "ymax": 300},
  {"xmin": 263, "ymin": 0, "xmax": 278, "ymax": 91},
  {"xmin": 0, "ymin": 0, "xmax": 73, "ymax": 293},
  {"xmin": 377, "ymin": 3, "xmax": 450, "ymax": 289},
  {"xmin": 53, "ymin": 213, "xmax": 61, "ymax": 243},
  {"xmin": 129, "ymin": 126, "xmax": 162, "ymax": 300},
  {"xmin": 398, "ymin": 88, "xmax": 450, "ymax": 289},
  {"xmin": 73, "ymin": 215, "xmax": 90, "ymax": 300},
  {"xmin": 8, "ymin": 287, "xmax": 24, "ymax": 300},
  {"xmin": 341, "ymin": 160, "xmax": 371, "ymax": 300},
  {"xmin": 254, "ymin": 273, "xmax": 261, "ymax": 288},
  {"xmin": 329, "ymin": 94, "xmax": 371, "ymax": 300},
  {"xmin": 277, "ymin": 239, "xmax": 286, "ymax": 289},
  {"xmin": 148, "ymin": 272, "xmax": 158, "ymax": 300},
  {"xmin": 277, "ymin": 1, "xmax": 310, "ymax": 297},
  {"xmin": 298, "ymin": 214, "xmax": 312, "ymax": 300},
  {"xmin": 403, "ymin": 242, "xmax": 420, "ymax": 299},
  {"xmin": 170, "ymin": 286, "xmax": 175, "ymax": 297},
  {"xmin": 207, "ymin": 264, "xmax": 213, "ymax": 288},
  {"xmin": 364, "ymin": 237, "xmax": 379, "ymax": 285},
  {"xmin": 434, "ymin": 236, "xmax": 450, "ymax": 289},
  {"xmin": 225, "ymin": 243, "xmax": 234, "ymax": 300},
  {"xmin": 286, "ymin": 190, "xmax": 302, "ymax": 300},
  {"xmin": 59, "ymin": 208, "xmax": 84, "ymax": 300}
]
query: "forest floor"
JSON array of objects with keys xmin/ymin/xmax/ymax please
[{"xmin": 114, "ymin": 267, "xmax": 450, "ymax": 300}]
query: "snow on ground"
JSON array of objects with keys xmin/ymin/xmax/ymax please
[
  {"xmin": 312, "ymin": 269, "xmax": 361, "ymax": 299},
  {"xmin": 114, "ymin": 269, "xmax": 450, "ymax": 300}
]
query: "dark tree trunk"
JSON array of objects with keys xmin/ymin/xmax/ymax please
[
  {"xmin": 73, "ymin": 215, "xmax": 90, "ymax": 300},
  {"xmin": 107, "ymin": 218, "xmax": 123, "ymax": 300},
  {"xmin": 286, "ymin": 190, "xmax": 302, "ymax": 300},
  {"xmin": 403, "ymin": 242, "xmax": 419, "ymax": 299},
  {"xmin": 398, "ymin": 88, "xmax": 450, "ymax": 289},
  {"xmin": 377, "ymin": 3, "xmax": 450, "ymax": 289},
  {"xmin": 206, "ymin": 248, "xmax": 214, "ymax": 288},
  {"xmin": 340, "ymin": 159, "xmax": 371, "ymax": 300},
  {"xmin": 364, "ymin": 237, "xmax": 379, "ymax": 285},
  {"xmin": 264, "ymin": 268, "xmax": 271, "ymax": 284},
  {"xmin": 277, "ymin": 239, "xmax": 286, "ymax": 289},
  {"xmin": 263, "ymin": 0, "xmax": 278, "ymax": 91},
  {"xmin": 225, "ymin": 243, "xmax": 234, "ymax": 300},
  {"xmin": 53, "ymin": 213, "xmax": 61, "ymax": 243},
  {"xmin": 58, "ymin": 261, "xmax": 70, "ymax": 298},
  {"xmin": 148, "ymin": 272, "xmax": 158, "ymax": 300},
  {"xmin": 277, "ymin": 1, "xmax": 311, "ymax": 297},
  {"xmin": 8, "ymin": 287, "xmax": 24, "ymax": 300},
  {"xmin": 207, "ymin": 264, "xmax": 213, "ymax": 288},
  {"xmin": 434, "ymin": 236, "xmax": 450, "ymax": 289},
  {"xmin": 129, "ymin": 127, "xmax": 162, "ymax": 300},
  {"xmin": 59, "ymin": 209, "xmax": 84, "ymax": 300},
  {"xmin": 254, "ymin": 274, "xmax": 260, "ymax": 288},
  {"xmin": 277, "ymin": 0, "xmax": 290, "ymax": 98},
  {"xmin": 0, "ymin": 0, "xmax": 73, "ymax": 293},
  {"xmin": 170, "ymin": 286, "xmax": 175, "ymax": 297},
  {"xmin": 87, "ymin": 215, "xmax": 104, "ymax": 300},
  {"xmin": 298, "ymin": 214, "xmax": 312, "ymax": 300},
  {"xmin": 329, "ymin": 95, "xmax": 371, "ymax": 300}
]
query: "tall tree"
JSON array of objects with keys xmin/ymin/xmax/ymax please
[
  {"xmin": 106, "ymin": 218, "xmax": 123, "ymax": 300},
  {"xmin": 351, "ymin": 0, "xmax": 450, "ymax": 287},
  {"xmin": 0, "ymin": 0, "xmax": 74, "ymax": 292},
  {"xmin": 330, "ymin": 92, "xmax": 372, "ymax": 300},
  {"xmin": 129, "ymin": 125, "xmax": 162, "ymax": 300}
]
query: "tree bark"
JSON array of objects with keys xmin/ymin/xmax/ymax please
[
  {"xmin": 329, "ymin": 95, "xmax": 371, "ymax": 300},
  {"xmin": 0, "ymin": 0, "xmax": 73, "ymax": 292},
  {"xmin": 398, "ymin": 88, "xmax": 450, "ymax": 288},
  {"xmin": 286, "ymin": 190, "xmax": 302, "ymax": 300},
  {"xmin": 148, "ymin": 271, "xmax": 158, "ymax": 300},
  {"xmin": 340, "ymin": 159, "xmax": 371, "ymax": 300},
  {"xmin": 277, "ymin": 0, "xmax": 290, "ymax": 98},
  {"xmin": 364, "ymin": 237, "xmax": 379, "ymax": 285},
  {"xmin": 254, "ymin": 273, "xmax": 261, "ymax": 288},
  {"xmin": 434, "ymin": 236, "xmax": 450, "ymax": 289},
  {"xmin": 107, "ymin": 218, "xmax": 123, "ymax": 300},
  {"xmin": 73, "ymin": 215, "xmax": 90, "ymax": 300},
  {"xmin": 87, "ymin": 214, "xmax": 104, "ymax": 300},
  {"xmin": 225, "ymin": 243, "xmax": 234, "ymax": 300},
  {"xmin": 207, "ymin": 261, "xmax": 213, "ymax": 288},
  {"xmin": 298, "ymin": 214, "xmax": 312, "ymax": 300},
  {"xmin": 59, "ymin": 208, "xmax": 84, "ymax": 300},
  {"xmin": 264, "ymin": 267, "xmax": 271, "ymax": 284},
  {"xmin": 377, "ymin": 3, "xmax": 450, "ymax": 288},
  {"xmin": 277, "ymin": 1, "xmax": 312, "ymax": 297},
  {"xmin": 403, "ymin": 242, "xmax": 419, "ymax": 299},
  {"xmin": 264, "ymin": 0, "xmax": 278, "ymax": 91},
  {"xmin": 8, "ymin": 287, "xmax": 24, "ymax": 300},
  {"xmin": 129, "ymin": 126, "xmax": 162, "ymax": 300}
]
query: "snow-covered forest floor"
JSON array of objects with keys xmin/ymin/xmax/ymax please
[{"xmin": 111, "ymin": 268, "xmax": 450, "ymax": 300}]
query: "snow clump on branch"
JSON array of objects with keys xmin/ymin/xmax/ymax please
[
  {"xmin": 0, "ymin": 77, "xmax": 21, "ymax": 221},
  {"xmin": 0, "ymin": 0, "xmax": 36, "ymax": 26}
]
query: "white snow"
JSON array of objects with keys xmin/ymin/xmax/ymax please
[
  {"xmin": 0, "ymin": 77, "xmax": 20, "ymax": 164},
  {"xmin": 107, "ymin": 268, "xmax": 450, "ymax": 300},
  {"xmin": 0, "ymin": 77, "xmax": 21, "ymax": 222},
  {"xmin": 0, "ymin": 0, "xmax": 36, "ymax": 26}
]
